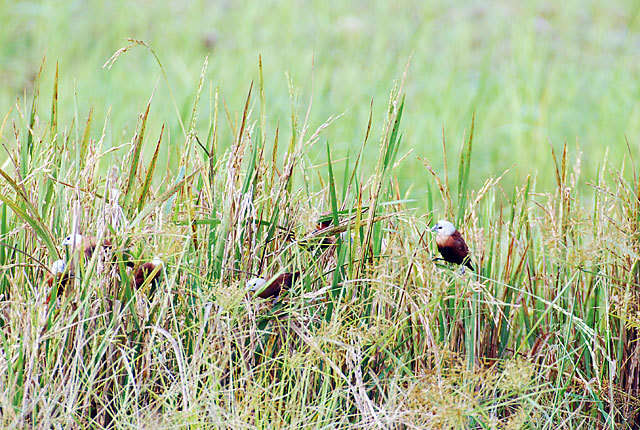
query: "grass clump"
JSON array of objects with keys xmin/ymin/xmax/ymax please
[{"xmin": 0, "ymin": 49, "xmax": 640, "ymax": 428}]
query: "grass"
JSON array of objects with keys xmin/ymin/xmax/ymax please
[
  {"xmin": 2, "ymin": 2, "xmax": 640, "ymax": 427},
  {"xmin": 2, "ymin": 1, "xmax": 640, "ymax": 201},
  {"xmin": 0, "ymin": 43, "xmax": 639, "ymax": 427}
]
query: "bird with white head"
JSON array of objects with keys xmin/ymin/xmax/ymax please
[
  {"xmin": 246, "ymin": 277, "xmax": 267, "ymax": 293},
  {"xmin": 61, "ymin": 234, "xmax": 84, "ymax": 248},
  {"xmin": 246, "ymin": 272, "xmax": 299, "ymax": 300},
  {"xmin": 431, "ymin": 219, "xmax": 474, "ymax": 271},
  {"xmin": 45, "ymin": 259, "xmax": 74, "ymax": 303}
]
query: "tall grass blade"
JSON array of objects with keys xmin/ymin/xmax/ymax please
[
  {"xmin": 123, "ymin": 95, "xmax": 152, "ymax": 212},
  {"xmin": 137, "ymin": 124, "xmax": 164, "ymax": 212},
  {"xmin": 326, "ymin": 141, "xmax": 339, "ymax": 226},
  {"xmin": 456, "ymin": 112, "xmax": 474, "ymax": 225}
]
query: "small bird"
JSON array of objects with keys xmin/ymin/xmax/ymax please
[
  {"xmin": 61, "ymin": 234, "xmax": 112, "ymax": 261},
  {"xmin": 246, "ymin": 271, "xmax": 300, "ymax": 299},
  {"xmin": 45, "ymin": 259, "xmax": 74, "ymax": 303},
  {"xmin": 61, "ymin": 233, "xmax": 133, "ymax": 267},
  {"xmin": 132, "ymin": 257, "xmax": 163, "ymax": 289},
  {"xmin": 432, "ymin": 220, "xmax": 474, "ymax": 271}
]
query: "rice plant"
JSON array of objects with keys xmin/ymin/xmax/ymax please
[{"xmin": 0, "ymin": 47, "xmax": 639, "ymax": 428}]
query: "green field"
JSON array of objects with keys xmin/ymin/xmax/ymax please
[
  {"xmin": 3, "ymin": 1, "xmax": 640, "ymax": 196},
  {"xmin": 1, "ymin": 1, "xmax": 640, "ymax": 428}
]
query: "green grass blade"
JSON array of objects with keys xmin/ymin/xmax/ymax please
[
  {"xmin": 137, "ymin": 124, "xmax": 164, "ymax": 213},
  {"xmin": 326, "ymin": 141, "xmax": 339, "ymax": 226},
  {"xmin": 50, "ymin": 61, "xmax": 58, "ymax": 142},
  {"xmin": 456, "ymin": 113, "xmax": 474, "ymax": 225},
  {"xmin": 123, "ymin": 95, "xmax": 152, "ymax": 212},
  {"xmin": 79, "ymin": 107, "xmax": 93, "ymax": 164}
]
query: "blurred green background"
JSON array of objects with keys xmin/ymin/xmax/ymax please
[{"xmin": 1, "ymin": 0, "xmax": 639, "ymax": 204}]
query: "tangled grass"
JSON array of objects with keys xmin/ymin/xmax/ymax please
[{"xmin": 1, "ymin": 48, "xmax": 639, "ymax": 428}]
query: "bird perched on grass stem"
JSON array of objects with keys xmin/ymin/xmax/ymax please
[
  {"xmin": 132, "ymin": 257, "xmax": 163, "ymax": 289},
  {"xmin": 246, "ymin": 271, "xmax": 300, "ymax": 300},
  {"xmin": 432, "ymin": 220, "xmax": 474, "ymax": 271},
  {"xmin": 62, "ymin": 234, "xmax": 111, "ymax": 260},
  {"xmin": 61, "ymin": 233, "xmax": 135, "ymax": 267}
]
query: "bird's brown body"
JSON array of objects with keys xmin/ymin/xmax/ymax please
[
  {"xmin": 435, "ymin": 228, "xmax": 474, "ymax": 271},
  {"xmin": 133, "ymin": 261, "xmax": 162, "ymax": 288},
  {"xmin": 82, "ymin": 237, "xmax": 112, "ymax": 260},
  {"xmin": 256, "ymin": 272, "xmax": 299, "ymax": 299}
]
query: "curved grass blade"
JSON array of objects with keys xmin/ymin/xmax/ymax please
[{"xmin": 137, "ymin": 124, "xmax": 164, "ymax": 212}]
